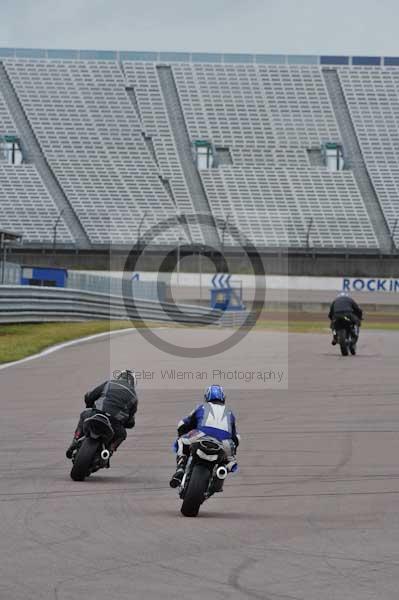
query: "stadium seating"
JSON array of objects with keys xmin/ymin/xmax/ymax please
[
  {"xmin": 172, "ymin": 63, "xmax": 274, "ymax": 147},
  {"xmin": 0, "ymin": 163, "xmax": 73, "ymax": 243},
  {"xmin": 4, "ymin": 59, "xmax": 188, "ymax": 245},
  {"xmin": 202, "ymin": 167, "xmax": 377, "ymax": 248},
  {"xmin": 230, "ymin": 146, "xmax": 310, "ymax": 169},
  {"xmin": 338, "ymin": 68, "xmax": 399, "ymax": 242},
  {"xmin": 123, "ymin": 61, "xmax": 204, "ymax": 243},
  {"xmin": 0, "ymin": 86, "xmax": 17, "ymax": 135},
  {"xmin": 0, "ymin": 52, "xmax": 396, "ymax": 251},
  {"xmin": 257, "ymin": 65, "xmax": 340, "ymax": 146},
  {"xmin": 0, "ymin": 84, "xmax": 74, "ymax": 243}
]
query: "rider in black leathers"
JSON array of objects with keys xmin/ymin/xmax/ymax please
[
  {"xmin": 328, "ymin": 292, "xmax": 363, "ymax": 345},
  {"xmin": 66, "ymin": 369, "xmax": 138, "ymax": 458}
]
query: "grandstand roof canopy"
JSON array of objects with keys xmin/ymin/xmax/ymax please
[{"xmin": 0, "ymin": 47, "xmax": 397, "ymax": 67}]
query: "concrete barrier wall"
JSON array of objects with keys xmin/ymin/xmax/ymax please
[
  {"xmin": 73, "ymin": 271, "xmax": 399, "ymax": 294},
  {"xmin": 7, "ymin": 250, "xmax": 399, "ymax": 277}
]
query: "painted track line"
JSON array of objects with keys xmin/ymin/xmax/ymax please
[{"xmin": 0, "ymin": 326, "xmax": 141, "ymax": 371}]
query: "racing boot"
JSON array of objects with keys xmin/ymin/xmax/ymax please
[
  {"xmin": 66, "ymin": 438, "xmax": 79, "ymax": 459},
  {"xmin": 169, "ymin": 456, "xmax": 187, "ymax": 488},
  {"xmin": 66, "ymin": 430, "xmax": 81, "ymax": 459}
]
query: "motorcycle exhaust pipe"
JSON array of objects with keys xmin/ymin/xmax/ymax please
[
  {"xmin": 216, "ymin": 466, "xmax": 228, "ymax": 480},
  {"xmin": 101, "ymin": 449, "xmax": 110, "ymax": 461}
]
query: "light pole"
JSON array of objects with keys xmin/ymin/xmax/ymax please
[
  {"xmin": 175, "ymin": 212, "xmax": 186, "ymax": 287},
  {"xmin": 198, "ymin": 245, "xmax": 204, "ymax": 301},
  {"xmin": 137, "ymin": 211, "xmax": 148, "ymax": 253},
  {"xmin": 305, "ymin": 217, "xmax": 314, "ymax": 251},
  {"xmin": 390, "ymin": 218, "xmax": 398, "ymax": 254},
  {"xmin": 1, "ymin": 232, "xmax": 6, "ymax": 284},
  {"xmin": 221, "ymin": 213, "xmax": 231, "ymax": 254},
  {"xmin": 177, "ymin": 236, "xmax": 182, "ymax": 286},
  {"xmin": 52, "ymin": 209, "xmax": 65, "ymax": 261}
]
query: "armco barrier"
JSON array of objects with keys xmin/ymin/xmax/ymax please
[{"xmin": 0, "ymin": 286, "xmax": 223, "ymax": 324}]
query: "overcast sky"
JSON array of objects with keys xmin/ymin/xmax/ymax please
[{"xmin": 0, "ymin": 0, "xmax": 397, "ymax": 56}]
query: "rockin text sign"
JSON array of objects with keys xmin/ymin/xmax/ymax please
[{"xmin": 343, "ymin": 278, "xmax": 399, "ymax": 292}]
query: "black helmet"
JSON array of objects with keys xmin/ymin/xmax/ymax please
[{"xmin": 115, "ymin": 369, "xmax": 136, "ymax": 388}]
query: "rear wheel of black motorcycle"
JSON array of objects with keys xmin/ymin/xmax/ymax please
[
  {"xmin": 70, "ymin": 438, "xmax": 100, "ymax": 481},
  {"xmin": 337, "ymin": 330, "xmax": 348, "ymax": 356},
  {"xmin": 181, "ymin": 465, "xmax": 210, "ymax": 517}
]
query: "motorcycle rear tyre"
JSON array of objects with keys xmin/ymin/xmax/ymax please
[
  {"xmin": 337, "ymin": 329, "xmax": 349, "ymax": 356},
  {"xmin": 70, "ymin": 438, "xmax": 100, "ymax": 481},
  {"xmin": 181, "ymin": 464, "xmax": 210, "ymax": 517}
]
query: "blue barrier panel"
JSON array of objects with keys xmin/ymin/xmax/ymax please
[
  {"xmin": 384, "ymin": 57, "xmax": 399, "ymax": 66},
  {"xmin": 21, "ymin": 266, "xmax": 67, "ymax": 287},
  {"xmin": 352, "ymin": 56, "xmax": 381, "ymax": 66}
]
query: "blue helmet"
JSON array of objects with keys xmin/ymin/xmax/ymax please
[{"xmin": 204, "ymin": 385, "xmax": 225, "ymax": 404}]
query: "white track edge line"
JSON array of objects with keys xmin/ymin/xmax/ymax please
[{"xmin": 0, "ymin": 326, "xmax": 155, "ymax": 371}]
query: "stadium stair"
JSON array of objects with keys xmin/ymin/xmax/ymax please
[
  {"xmin": 323, "ymin": 68, "xmax": 391, "ymax": 252},
  {"xmin": 0, "ymin": 62, "xmax": 90, "ymax": 249},
  {"xmin": 156, "ymin": 65, "xmax": 220, "ymax": 249}
]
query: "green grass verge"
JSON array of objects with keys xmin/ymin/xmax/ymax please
[
  {"xmin": 0, "ymin": 321, "xmax": 136, "ymax": 364},
  {"xmin": 254, "ymin": 320, "xmax": 399, "ymax": 333},
  {"xmin": 1, "ymin": 318, "xmax": 398, "ymax": 365}
]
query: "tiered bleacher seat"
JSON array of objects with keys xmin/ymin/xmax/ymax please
[
  {"xmin": 0, "ymin": 84, "xmax": 73, "ymax": 243},
  {"xmin": 0, "ymin": 163, "xmax": 73, "ymax": 242},
  {"xmin": 0, "ymin": 56, "xmax": 385, "ymax": 249},
  {"xmin": 201, "ymin": 167, "xmax": 378, "ymax": 248},
  {"xmin": 0, "ymin": 86, "xmax": 17, "ymax": 135},
  {"xmin": 257, "ymin": 65, "xmax": 340, "ymax": 146},
  {"xmin": 4, "ymin": 60, "xmax": 187, "ymax": 245},
  {"xmin": 338, "ymin": 68, "xmax": 399, "ymax": 241},
  {"xmin": 230, "ymin": 146, "xmax": 310, "ymax": 169},
  {"xmin": 173, "ymin": 62, "xmax": 374, "ymax": 248},
  {"xmin": 172, "ymin": 63, "xmax": 274, "ymax": 147},
  {"xmin": 122, "ymin": 61, "xmax": 204, "ymax": 243}
]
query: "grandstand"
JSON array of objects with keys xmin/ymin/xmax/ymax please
[{"xmin": 0, "ymin": 48, "xmax": 398, "ymax": 265}]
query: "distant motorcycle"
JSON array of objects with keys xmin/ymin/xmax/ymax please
[
  {"xmin": 69, "ymin": 412, "xmax": 115, "ymax": 481},
  {"xmin": 175, "ymin": 436, "xmax": 235, "ymax": 517},
  {"xmin": 333, "ymin": 315, "xmax": 358, "ymax": 356}
]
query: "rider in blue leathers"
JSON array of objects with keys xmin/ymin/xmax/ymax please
[{"xmin": 169, "ymin": 385, "xmax": 239, "ymax": 488}]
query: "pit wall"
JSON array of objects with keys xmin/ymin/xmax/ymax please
[
  {"xmin": 71, "ymin": 272, "xmax": 399, "ymax": 294},
  {"xmin": 7, "ymin": 250, "xmax": 399, "ymax": 277}
]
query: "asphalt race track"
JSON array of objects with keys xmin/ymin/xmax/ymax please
[{"xmin": 1, "ymin": 327, "xmax": 399, "ymax": 599}]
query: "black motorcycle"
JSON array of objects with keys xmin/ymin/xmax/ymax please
[
  {"xmin": 333, "ymin": 315, "xmax": 358, "ymax": 356},
  {"xmin": 70, "ymin": 412, "xmax": 115, "ymax": 481},
  {"xmin": 177, "ymin": 436, "xmax": 233, "ymax": 517}
]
